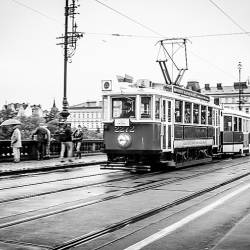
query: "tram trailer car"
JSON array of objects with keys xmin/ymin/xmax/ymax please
[
  {"xmin": 220, "ymin": 108, "xmax": 250, "ymax": 155},
  {"xmin": 101, "ymin": 80, "xmax": 250, "ymax": 171}
]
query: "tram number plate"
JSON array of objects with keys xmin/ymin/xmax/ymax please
[
  {"xmin": 114, "ymin": 118, "xmax": 130, "ymax": 127},
  {"xmin": 114, "ymin": 125, "xmax": 135, "ymax": 133}
]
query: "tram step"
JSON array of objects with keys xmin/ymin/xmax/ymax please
[{"xmin": 100, "ymin": 163, "xmax": 151, "ymax": 172}]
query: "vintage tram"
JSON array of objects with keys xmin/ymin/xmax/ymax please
[
  {"xmin": 101, "ymin": 80, "xmax": 229, "ymax": 171},
  {"xmin": 220, "ymin": 108, "xmax": 250, "ymax": 155}
]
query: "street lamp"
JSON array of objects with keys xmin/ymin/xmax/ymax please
[
  {"xmin": 57, "ymin": 0, "xmax": 82, "ymax": 122},
  {"xmin": 60, "ymin": 0, "xmax": 70, "ymax": 122}
]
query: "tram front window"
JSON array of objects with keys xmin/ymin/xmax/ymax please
[{"xmin": 112, "ymin": 97, "xmax": 136, "ymax": 118}]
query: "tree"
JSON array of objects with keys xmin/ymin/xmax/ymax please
[
  {"xmin": 19, "ymin": 115, "xmax": 46, "ymax": 139},
  {"xmin": 0, "ymin": 107, "xmax": 16, "ymax": 122}
]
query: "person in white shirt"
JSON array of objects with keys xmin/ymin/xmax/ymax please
[{"xmin": 11, "ymin": 124, "xmax": 22, "ymax": 163}]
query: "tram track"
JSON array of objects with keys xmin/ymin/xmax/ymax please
[
  {"xmin": 0, "ymin": 170, "xmax": 124, "ymax": 191},
  {"xmin": 0, "ymin": 157, "xmax": 244, "ymax": 205},
  {"xmin": 53, "ymin": 171, "xmax": 250, "ymax": 249},
  {"xmin": 0, "ymin": 158, "xmax": 249, "ymax": 232}
]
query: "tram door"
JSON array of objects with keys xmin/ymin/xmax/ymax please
[{"xmin": 161, "ymin": 99, "xmax": 172, "ymax": 151}]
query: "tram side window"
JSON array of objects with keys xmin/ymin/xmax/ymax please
[
  {"xmin": 184, "ymin": 102, "xmax": 191, "ymax": 123},
  {"xmin": 208, "ymin": 107, "xmax": 212, "ymax": 125},
  {"xmin": 155, "ymin": 97, "xmax": 160, "ymax": 119},
  {"xmin": 243, "ymin": 119, "xmax": 246, "ymax": 132},
  {"xmin": 234, "ymin": 117, "xmax": 238, "ymax": 131},
  {"xmin": 201, "ymin": 105, "xmax": 206, "ymax": 124},
  {"xmin": 140, "ymin": 96, "xmax": 151, "ymax": 118},
  {"xmin": 162, "ymin": 100, "xmax": 166, "ymax": 121},
  {"xmin": 224, "ymin": 115, "xmax": 232, "ymax": 131},
  {"xmin": 239, "ymin": 118, "xmax": 242, "ymax": 132},
  {"xmin": 112, "ymin": 97, "xmax": 136, "ymax": 118},
  {"xmin": 193, "ymin": 104, "xmax": 199, "ymax": 124},
  {"xmin": 175, "ymin": 100, "xmax": 183, "ymax": 123},
  {"xmin": 168, "ymin": 101, "xmax": 171, "ymax": 122}
]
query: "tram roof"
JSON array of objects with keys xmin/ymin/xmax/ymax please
[
  {"xmin": 222, "ymin": 107, "xmax": 250, "ymax": 118},
  {"xmin": 103, "ymin": 82, "xmax": 218, "ymax": 107}
]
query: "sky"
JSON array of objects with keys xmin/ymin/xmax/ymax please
[{"xmin": 1, "ymin": 0, "xmax": 250, "ymax": 110}]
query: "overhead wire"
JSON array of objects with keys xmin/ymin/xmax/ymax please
[
  {"xmin": 93, "ymin": 0, "xmax": 238, "ymax": 80},
  {"xmin": 11, "ymin": 0, "xmax": 63, "ymax": 25},
  {"xmin": 11, "ymin": 0, "xmax": 250, "ymax": 39},
  {"xmin": 10, "ymin": 0, "xmax": 245, "ymax": 80},
  {"xmin": 208, "ymin": 0, "xmax": 250, "ymax": 37},
  {"xmin": 83, "ymin": 31, "xmax": 250, "ymax": 39},
  {"xmin": 93, "ymin": 0, "xmax": 164, "ymax": 37}
]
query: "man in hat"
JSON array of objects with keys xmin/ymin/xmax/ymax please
[{"xmin": 11, "ymin": 124, "xmax": 22, "ymax": 163}]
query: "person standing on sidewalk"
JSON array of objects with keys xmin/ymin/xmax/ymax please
[
  {"xmin": 43, "ymin": 125, "xmax": 51, "ymax": 159},
  {"xmin": 11, "ymin": 124, "xmax": 22, "ymax": 163},
  {"xmin": 32, "ymin": 123, "xmax": 50, "ymax": 160},
  {"xmin": 57, "ymin": 122, "xmax": 73, "ymax": 162},
  {"xmin": 72, "ymin": 125, "xmax": 83, "ymax": 159}
]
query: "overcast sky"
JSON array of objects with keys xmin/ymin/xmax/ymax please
[{"xmin": 1, "ymin": 0, "xmax": 250, "ymax": 110}]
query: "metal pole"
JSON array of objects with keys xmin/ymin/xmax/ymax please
[
  {"xmin": 61, "ymin": 0, "xmax": 70, "ymax": 121},
  {"xmin": 238, "ymin": 61, "xmax": 242, "ymax": 111}
]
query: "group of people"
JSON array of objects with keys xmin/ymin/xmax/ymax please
[
  {"xmin": 9, "ymin": 122, "xmax": 84, "ymax": 163},
  {"xmin": 56, "ymin": 123, "xmax": 83, "ymax": 162}
]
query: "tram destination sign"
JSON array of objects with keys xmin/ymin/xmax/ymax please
[{"xmin": 173, "ymin": 86, "xmax": 210, "ymax": 102}]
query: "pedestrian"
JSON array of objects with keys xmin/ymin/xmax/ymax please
[
  {"xmin": 11, "ymin": 124, "xmax": 22, "ymax": 163},
  {"xmin": 57, "ymin": 122, "xmax": 73, "ymax": 162},
  {"xmin": 43, "ymin": 125, "xmax": 51, "ymax": 159},
  {"xmin": 72, "ymin": 125, "xmax": 83, "ymax": 159},
  {"xmin": 32, "ymin": 123, "xmax": 50, "ymax": 160}
]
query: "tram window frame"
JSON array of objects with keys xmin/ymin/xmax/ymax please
[
  {"xmin": 184, "ymin": 102, "xmax": 191, "ymax": 123},
  {"xmin": 112, "ymin": 97, "xmax": 136, "ymax": 118},
  {"xmin": 155, "ymin": 97, "xmax": 160, "ymax": 119},
  {"xmin": 162, "ymin": 100, "xmax": 166, "ymax": 121},
  {"xmin": 193, "ymin": 104, "xmax": 199, "ymax": 124},
  {"xmin": 140, "ymin": 96, "xmax": 152, "ymax": 119},
  {"xmin": 224, "ymin": 115, "xmax": 232, "ymax": 131},
  {"xmin": 175, "ymin": 100, "xmax": 183, "ymax": 123},
  {"xmin": 208, "ymin": 107, "xmax": 212, "ymax": 125},
  {"xmin": 201, "ymin": 105, "xmax": 207, "ymax": 124},
  {"xmin": 234, "ymin": 117, "xmax": 238, "ymax": 131},
  {"xmin": 168, "ymin": 101, "xmax": 171, "ymax": 122},
  {"xmin": 239, "ymin": 117, "xmax": 242, "ymax": 132},
  {"xmin": 243, "ymin": 119, "xmax": 246, "ymax": 132}
]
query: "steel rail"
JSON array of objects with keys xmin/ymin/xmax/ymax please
[
  {"xmin": 53, "ymin": 171, "xmax": 250, "ymax": 250},
  {"xmin": 0, "ymin": 159, "xmax": 249, "ymax": 231},
  {"xmin": 0, "ymin": 169, "xmax": 124, "ymax": 191}
]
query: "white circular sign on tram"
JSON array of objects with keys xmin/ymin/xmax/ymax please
[{"xmin": 117, "ymin": 133, "xmax": 132, "ymax": 148}]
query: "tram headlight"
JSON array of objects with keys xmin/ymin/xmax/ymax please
[{"xmin": 117, "ymin": 133, "xmax": 132, "ymax": 148}]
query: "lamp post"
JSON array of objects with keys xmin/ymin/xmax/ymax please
[
  {"xmin": 57, "ymin": 0, "xmax": 82, "ymax": 122},
  {"xmin": 238, "ymin": 61, "xmax": 242, "ymax": 111},
  {"xmin": 60, "ymin": 0, "xmax": 70, "ymax": 122}
]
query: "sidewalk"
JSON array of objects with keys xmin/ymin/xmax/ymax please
[{"xmin": 0, "ymin": 153, "xmax": 107, "ymax": 176}]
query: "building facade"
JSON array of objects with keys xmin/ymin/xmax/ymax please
[
  {"xmin": 68, "ymin": 101, "xmax": 103, "ymax": 131},
  {"xmin": 201, "ymin": 83, "xmax": 250, "ymax": 113}
]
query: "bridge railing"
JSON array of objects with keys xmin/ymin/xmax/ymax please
[{"xmin": 0, "ymin": 139, "xmax": 104, "ymax": 162}]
